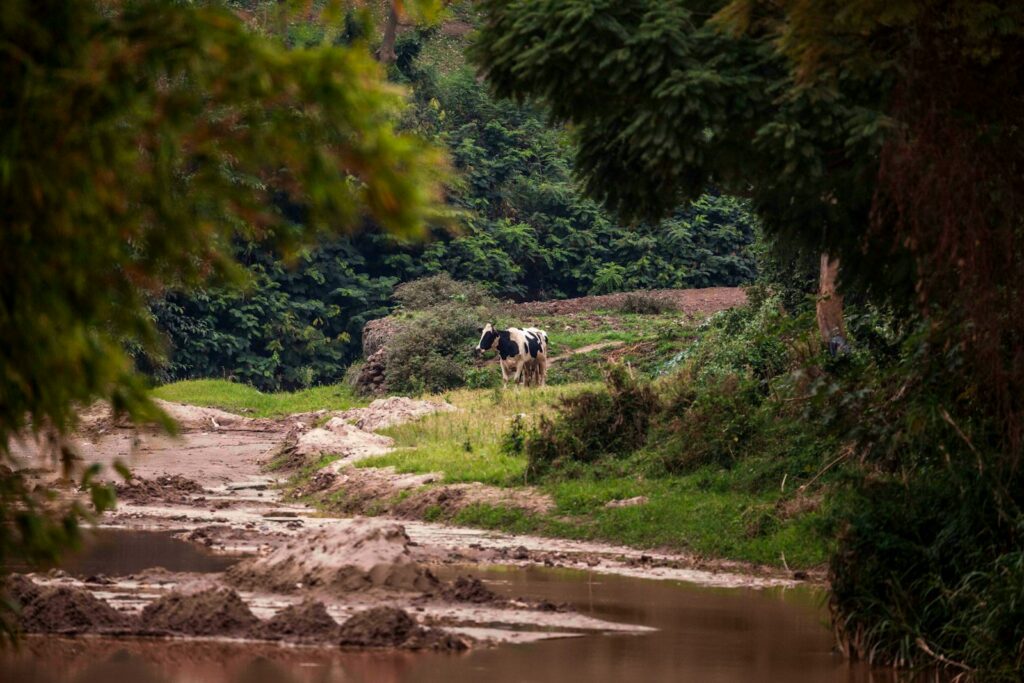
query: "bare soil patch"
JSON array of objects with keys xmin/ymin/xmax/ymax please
[
  {"xmin": 338, "ymin": 397, "xmax": 456, "ymax": 432},
  {"xmin": 510, "ymin": 286, "xmax": 747, "ymax": 317},
  {"xmin": 13, "ymin": 578, "xmax": 133, "ymax": 635},
  {"xmin": 115, "ymin": 474, "xmax": 205, "ymax": 505},
  {"xmin": 314, "ymin": 464, "xmax": 554, "ymax": 519}
]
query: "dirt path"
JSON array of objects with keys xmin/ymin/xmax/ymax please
[{"xmin": 547, "ymin": 340, "xmax": 625, "ymax": 364}]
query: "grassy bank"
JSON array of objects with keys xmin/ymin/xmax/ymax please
[
  {"xmin": 152, "ymin": 379, "xmax": 365, "ymax": 418},
  {"xmin": 357, "ymin": 383, "xmax": 828, "ymax": 568}
]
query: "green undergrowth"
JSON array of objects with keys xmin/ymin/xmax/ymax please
[
  {"xmin": 351, "ymin": 359, "xmax": 832, "ymax": 567},
  {"xmin": 152, "ymin": 378, "xmax": 365, "ymax": 418}
]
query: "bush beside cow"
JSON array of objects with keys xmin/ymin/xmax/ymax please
[{"xmin": 475, "ymin": 324, "xmax": 549, "ymax": 387}]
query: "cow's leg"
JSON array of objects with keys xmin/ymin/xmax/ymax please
[
  {"xmin": 499, "ymin": 360, "xmax": 510, "ymax": 388},
  {"xmin": 511, "ymin": 358, "xmax": 526, "ymax": 387},
  {"xmin": 537, "ymin": 358, "xmax": 547, "ymax": 387}
]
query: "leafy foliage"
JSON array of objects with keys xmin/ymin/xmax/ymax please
[
  {"xmin": 526, "ymin": 365, "xmax": 660, "ymax": 478},
  {"xmin": 0, "ymin": 0, "xmax": 446, "ymax": 590}
]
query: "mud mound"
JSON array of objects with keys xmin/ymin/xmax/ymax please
[
  {"xmin": 362, "ymin": 317, "xmax": 402, "ymax": 358},
  {"xmin": 116, "ymin": 474, "xmax": 204, "ymax": 504},
  {"xmin": 441, "ymin": 576, "xmax": 500, "ymax": 604},
  {"xmin": 337, "ymin": 607, "xmax": 467, "ymax": 651},
  {"xmin": 337, "ymin": 397, "xmax": 456, "ymax": 432},
  {"xmin": 250, "ymin": 600, "xmax": 340, "ymax": 642},
  {"xmin": 19, "ymin": 584, "xmax": 133, "ymax": 634},
  {"xmin": 274, "ymin": 419, "xmax": 392, "ymax": 468},
  {"xmin": 3, "ymin": 574, "xmax": 42, "ymax": 609},
  {"xmin": 140, "ymin": 588, "xmax": 259, "ymax": 636},
  {"xmin": 227, "ymin": 521, "xmax": 439, "ymax": 594}
]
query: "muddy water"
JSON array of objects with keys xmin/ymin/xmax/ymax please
[
  {"xmin": 2, "ymin": 530, "xmax": 898, "ymax": 683},
  {"xmin": 58, "ymin": 529, "xmax": 239, "ymax": 576}
]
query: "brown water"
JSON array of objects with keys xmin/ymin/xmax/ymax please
[
  {"xmin": 2, "ymin": 531, "xmax": 909, "ymax": 683},
  {"xmin": 58, "ymin": 529, "xmax": 238, "ymax": 576}
]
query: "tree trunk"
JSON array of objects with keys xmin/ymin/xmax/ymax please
[
  {"xmin": 376, "ymin": 2, "xmax": 399, "ymax": 65},
  {"xmin": 817, "ymin": 252, "xmax": 848, "ymax": 353}
]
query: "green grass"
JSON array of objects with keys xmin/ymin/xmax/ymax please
[
  {"xmin": 351, "ymin": 382, "xmax": 828, "ymax": 568},
  {"xmin": 152, "ymin": 379, "xmax": 365, "ymax": 418},
  {"xmin": 358, "ymin": 384, "xmax": 596, "ymax": 486}
]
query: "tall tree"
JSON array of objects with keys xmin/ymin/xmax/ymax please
[{"xmin": 0, "ymin": 0, "xmax": 446, "ymax": 578}]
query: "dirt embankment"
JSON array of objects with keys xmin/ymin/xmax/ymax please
[{"xmin": 509, "ymin": 286, "xmax": 747, "ymax": 316}]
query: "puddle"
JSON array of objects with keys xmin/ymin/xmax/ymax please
[
  {"xmin": 57, "ymin": 529, "xmax": 239, "ymax": 576},
  {"xmin": 2, "ymin": 560, "xmax": 918, "ymax": 682}
]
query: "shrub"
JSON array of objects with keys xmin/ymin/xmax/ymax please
[
  {"xmin": 655, "ymin": 371, "xmax": 766, "ymax": 473},
  {"xmin": 526, "ymin": 365, "xmax": 659, "ymax": 477},
  {"xmin": 384, "ymin": 302, "xmax": 491, "ymax": 395},
  {"xmin": 393, "ymin": 274, "xmax": 496, "ymax": 311},
  {"xmin": 617, "ymin": 292, "xmax": 677, "ymax": 314}
]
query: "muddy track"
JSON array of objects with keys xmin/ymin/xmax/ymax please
[{"xmin": 6, "ymin": 395, "xmax": 816, "ymax": 652}]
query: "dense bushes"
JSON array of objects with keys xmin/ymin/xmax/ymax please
[
  {"xmin": 819, "ymin": 333, "xmax": 1024, "ymax": 677},
  {"xmin": 384, "ymin": 302, "xmax": 493, "ymax": 395},
  {"xmin": 526, "ymin": 365, "xmax": 659, "ymax": 477}
]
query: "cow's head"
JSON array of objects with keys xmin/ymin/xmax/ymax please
[{"xmin": 475, "ymin": 323, "xmax": 498, "ymax": 355}]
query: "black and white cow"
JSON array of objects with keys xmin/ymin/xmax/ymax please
[{"xmin": 475, "ymin": 324, "xmax": 549, "ymax": 387}]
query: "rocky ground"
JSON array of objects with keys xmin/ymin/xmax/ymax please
[{"xmin": 5, "ymin": 392, "xmax": 805, "ymax": 652}]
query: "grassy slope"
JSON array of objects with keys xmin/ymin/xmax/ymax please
[
  {"xmin": 361, "ymin": 383, "xmax": 827, "ymax": 568},
  {"xmin": 152, "ymin": 379, "xmax": 365, "ymax": 418}
]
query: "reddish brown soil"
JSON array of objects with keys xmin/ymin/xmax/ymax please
[
  {"xmin": 115, "ymin": 474, "xmax": 205, "ymax": 504},
  {"xmin": 337, "ymin": 607, "xmax": 468, "ymax": 651},
  {"xmin": 14, "ymin": 579, "xmax": 133, "ymax": 634},
  {"xmin": 249, "ymin": 600, "xmax": 340, "ymax": 642},
  {"xmin": 140, "ymin": 588, "xmax": 259, "ymax": 637},
  {"xmin": 225, "ymin": 522, "xmax": 441, "ymax": 594},
  {"xmin": 510, "ymin": 286, "xmax": 747, "ymax": 316}
]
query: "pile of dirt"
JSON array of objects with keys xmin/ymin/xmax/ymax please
[
  {"xmin": 274, "ymin": 418, "xmax": 393, "ymax": 468},
  {"xmin": 318, "ymin": 466, "xmax": 440, "ymax": 513},
  {"xmin": 250, "ymin": 600, "xmax": 340, "ymax": 642},
  {"xmin": 4, "ymin": 574, "xmax": 42, "ymax": 608},
  {"xmin": 362, "ymin": 317, "xmax": 402, "ymax": 358},
  {"xmin": 337, "ymin": 397, "xmax": 456, "ymax": 432},
  {"xmin": 510, "ymin": 286, "xmax": 747, "ymax": 317},
  {"xmin": 354, "ymin": 348, "xmax": 389, "ymax": 395},
  {"xmin": 337, "ymin": 607, "xmax": 467, "ymax": 651},
  {"xmin": 226, "ymin": 521, "xmax": 440, "ymax": 594},
  {"xmin": 115, "ymin": 474, "xmax": 205, "ymax": 504},
  {"xmin": 140, "ymin": 587, "xmax": 259, "ymax": 636},
  {"xmin": 440, "ymin": 576, "xmax": 500, "ymax": 604},
  {"xmin": 14, "ymin": 579, "xmax": 133, "ymax": 634}
]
